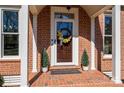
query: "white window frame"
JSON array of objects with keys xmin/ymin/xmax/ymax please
[
  {"xmin": 0, "ymin": 6, "xmax": 21, "ymax": 60},
  {"xmin": 103, "ymin": 13, "xmax": 112, "ymax": 59}
]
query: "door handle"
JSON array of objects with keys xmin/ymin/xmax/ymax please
[
  {"xmin": 51, "ymin": 39, "xmax": 57, "ymax": 45},
  {"xmin": 54, "ymin": 39, "xmax": 56, "ymax": 44}
]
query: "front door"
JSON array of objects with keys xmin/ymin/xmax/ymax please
[
  {"xmin": 55, "ymin": 20, "xmax": 74, "ymax": 65},
  {"xmin": 50, "ymin": 7, "xmax": 79, "ymax": 66}
]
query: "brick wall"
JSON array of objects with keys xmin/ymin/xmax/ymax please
[
  {"xmin": 28, "ymin": 12, "xmax": 34, "ymax": 81},
  {"xmin": 37, "ymin": 6, "xmax": 51, "ymax": 71},
  {"xmin": 28, "ymin": 6, "xmax": 51, "ymax": 82},
  {"xmin": 79, "ymin": 6, "xmax": 91, "ymax": 67},
  {"xmin": 121, "ymin": 7, "xmax": 124, "ymax": 79},
  {"xmin": 0, "ymin": 60, "xmax": 20, "ymax": 75},
  {"xmin": 36, "ymin": 6, "xmax": 91, "ymax": 68},
  {"xmin": 95, "ymin": 14, "xmax": 112, "ymax": 72}
]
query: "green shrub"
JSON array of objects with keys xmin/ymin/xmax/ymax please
[
  {"xmin": 0, "ymin": 75, "xmax": 4, "ymax": 87},
  {"xmin": 41, "ymin": 48, "xmax": 48, "ymax": 67},
  {"xmin": 82, "ymin": 49, "xmax": 89, "ymax": 66}
]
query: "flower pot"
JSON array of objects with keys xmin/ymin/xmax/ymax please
[
  {"xmin": 83, "ymin": 66, "xmax": 89, "ymax": 71},
  {"xmin": 42, "ymin": 67, "xmax": 48, "ymax": 73}
]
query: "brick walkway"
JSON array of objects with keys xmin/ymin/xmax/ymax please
[{"xmin": 30, "ymin": 70, "xmax": 124, "ymax": 87}]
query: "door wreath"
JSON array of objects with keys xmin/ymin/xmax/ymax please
[{"xmin": 57, "ymin": 28, "xmax": 72, "ymax": 46}]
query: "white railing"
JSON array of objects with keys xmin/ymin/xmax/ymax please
[{"xmin": 3, "ymin": 75, "xmax": 21, "ymax": 86}]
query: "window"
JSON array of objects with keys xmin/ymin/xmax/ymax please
[
  {"xmin": 55, "ymin": 13, "xmax": 74, "ymax": 19},
  {"xmin": 103, "ymin": 14, "xmax": 112, "ymax": 55},
  {"xmin": 1, "ymin": 10, "xmax": 19, "ymax": 57}
]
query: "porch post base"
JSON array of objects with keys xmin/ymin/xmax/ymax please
[
  {"xmin": 32, "ymin": 69, "xmax": 37, "ymax": 73},
  {"xmin": 91, "ymin": 67, "xmax": 96, "ymax": 70},
  {"xmin": 20, "ymin": 85, "xmax": 29, "ymax": 87},
  {"xmin": 111, "ymin": 78, "xmax": 122, "ymax": 84},
  {"xmin": 20, "ymin": 83, "xmax": 29, "ymax": 87},
  {"xmin": 20, "ymin": 85, "xmax": 28, "ymax": 87}
]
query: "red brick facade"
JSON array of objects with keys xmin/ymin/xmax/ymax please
[
  {"xmin": 28, "ymin": 12, "xmax": 34, "ymax": 81},
  {"xmin": 79, "ymin": 6, "xmax": 91, "ymax": 67},
  {"xmin": 0, "ymin": 59, "xmax": 20, "ymax": 75},
  {"xmin": 35, "ymin": 5, "xmax": 91, "ymax": 69},
  {"xmin": 95, "ymin": 14, "xmax": 112, "ymax": 72},
  {"xmin": 121, "ymin": 7, "xmax": 124, "ymax": 79},
  {"xmin": 0, "ymin": 5, "xmax": 124, "ymax": 81}
]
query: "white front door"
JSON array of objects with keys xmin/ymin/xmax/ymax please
[
  {"xmin": 50, "ymin": 7, "xmax": 79, "ymax": 66},
  {"xmin": 54, "ymin": 19, "xmax": 74, "ymax": 65}
]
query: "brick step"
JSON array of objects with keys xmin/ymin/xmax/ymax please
[{"xmin": 49, "ymin": 65, "xmax": 81, "ymax": 70}]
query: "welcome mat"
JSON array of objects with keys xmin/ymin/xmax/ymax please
[{"xmin": 50, "ymin": 69, "xmax": 81, "ymax": 75}]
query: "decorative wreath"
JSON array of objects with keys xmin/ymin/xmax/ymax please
[{"xmin": 57, "ymin": 28, "xmax": 72, "ymax": 46}]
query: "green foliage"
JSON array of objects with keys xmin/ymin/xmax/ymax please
[
  {"xmin": 82, "ymin": 49, "xmax": 89, "ymax": 66},
  {"xmin": 0, "ymin": 75, "xmax": 4, "ymax": 87},
  {"xmin": 41, "ymin": 48, "xmax": 48, "ymax": 67}
]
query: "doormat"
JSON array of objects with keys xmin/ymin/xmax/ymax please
[{"xmin": 50, "ymin": 69, "xmax": 81, "ymax": 75}]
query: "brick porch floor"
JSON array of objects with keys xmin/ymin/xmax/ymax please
[{"xmin": 30, "ymin": 70, "xmax": 124, "ymax": 87}]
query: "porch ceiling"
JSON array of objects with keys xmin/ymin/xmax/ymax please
[{"xmin": 29, "ymin": 5, "xmax": 113, "ymax": 17}]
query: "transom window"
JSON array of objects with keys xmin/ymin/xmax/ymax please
[
  {"xmin": 1, "ymin": 10, "xmax": 19, "ymax": 56},
  {"xmin": 103, "ymin": 14, "xmax": 112, "ymax": 55},
  {"xmin": 55, "ymin": 13, "xmax": 74, "ymax": 19}
]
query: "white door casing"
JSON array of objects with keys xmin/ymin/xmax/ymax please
[
  {"xmin": 55, "ymin": 19, "xmax": 74, "ymax": 65},
  {"xmin": 50, "ymin": 6, "xmax": 79, "ymax": 66}
]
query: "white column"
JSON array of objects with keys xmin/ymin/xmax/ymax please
[
  {"xmin": 91, "ymin": 17, "xmax": 96, "ymax": 70},
  {"xmin": 112, "ymin": 5, "xmax": 122, "ymax": 84},
  {"xmin": 20, "ymin": 5, "xmax": 29, "ymax": 86},
  {"xmin": 32, "ymin": 15, "xmax": 38, "ymax": 72}
]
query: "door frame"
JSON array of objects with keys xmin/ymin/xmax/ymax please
[
  {"xmin": 50, "ymin": 6, "xmax": 79, "ymax": 66},
  {"xmin": 55, "ymin": 19, "xmax": 74, "ymax": 65}
]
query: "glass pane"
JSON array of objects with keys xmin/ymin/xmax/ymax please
[
  {"xmin": 104, "ymin": 37, "xmax": 112, "ymax": 54},
  {"xmin": 4, "ymin": 34, "xmax": 19, "ymax": 56},
  {"xmin": 55, "ymin": 13, "xmax": 74, "ymax": 19},
  {"xmin": 105, "ymin": 16, "xmax": 112, "ymax": 35},
  {"xmin": 57, "ymin": 22, "xmax": 73, "ymax": 62},
  {"xmin": 3, "ymin": 10, "xmax": 18, "ymax": 33}
]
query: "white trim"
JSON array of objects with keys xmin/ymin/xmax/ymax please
[
  {"xmin": 1, "ymin": 9, "xmax": 19, "ymax": 58},
  {"xmin": 54, "ymin": 19, "xmax": 75, "ymax": 65},
  {"xmin": 0, "ymin": 58, "xmax": 20, "ymax": 61},
  {"xmin": 0, "ymin": 6, "xmax": 20, "ymax": 11},
  {"xmin": 3, "ymin": 75, "xmax": 21, "ymax": 86},
  {"xmin": 103, "ymin": 54, "xmax": 112, "ymax": 59},
  {"xmin": 91, "ymin": 17, "xmax": 96, "ymax": 70},
  {"xmin": 92, "ymin": 6, "xmax": 113, "ymax": 17},
  {"xmin": 0, "ymin": 56, "xmax": 20, "ymax": 59},
  {"xmin": 103, "ymin": 71, "xmax": 112, "ymax": 78},
  {"xmin": 112, "ymin": 5, "xmax": 122, "ymax": 84},
  {"xmin": 50, "ymin": 7, "xmax": 55, "ymax": 66},
  {"xmin": 20, "ymin": 5, "xmax": 29, "ymax": 87},
  {"xmin": 73, "ymin": 8, "xmax": 79, "ymax": 66},
  {"xmin": 32, "ymin": 15, "xmax": 37, "ymax": 73},
  {"xmin": 0, "ymin": 7, "xmax": 20, "ymax": 59},
  {"xmin": 103, "ymin": 13, "xmax": 112, "ymax": 56},
  {"xmin": 54, "ymin": 62, "xmax": 76, "ymax": 66},
  {"xmin": 50, "ymin": 6, "xmax": 79, "ymax": 66}
]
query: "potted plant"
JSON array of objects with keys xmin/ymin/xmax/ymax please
[
  {"xmin": 41, "ymin": 48, "xmax": 48, "ymax": 73},
  {"xmin": 0, "ymin": 75, "xmax": 4, "ymax": 87},
  {"xmin": 81, "ymin": 49, "xmax": 89, "ymax": 71}
]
